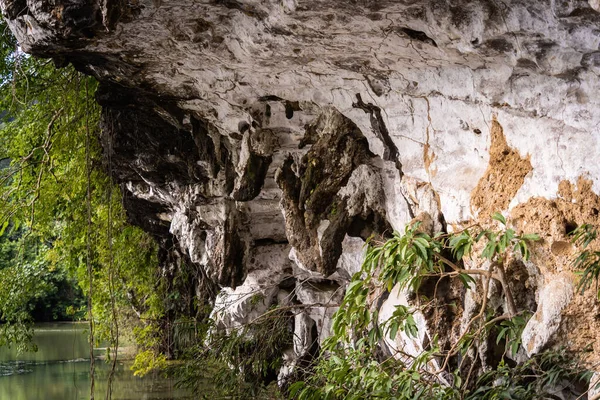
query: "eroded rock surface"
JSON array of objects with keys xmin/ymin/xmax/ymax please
[{"xmin": 3, "ymin": 0, "xmax": 600, "ymax": 390}]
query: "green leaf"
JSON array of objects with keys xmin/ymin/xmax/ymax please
[
  {"xmin": 498, "ymin": 233, "xmax": 508, "ymax": 253},
  {"xmin": 482, "ymin": 241, "xmax": 497, "ymax": 260},
  {"xmin": 492, "ymin": 212, "xmax": 506, "ymax": 225},
  {"xmin": 289, "ymin": 381, "xmax": 306, "ymax": 397},
  {"xmin": 405, "ymin": 314, "xmax": 418, "ymax": 338},
  {"xmin": 387, "ymin": 279, "xmax": 394, "ymax": 293},
  {"xmin": 510, "ymin": 341, "xmax": 520, "ymax": 356},
  {"xmin": 496, "ymin": 327, "xmax": 508, "ymax": 344},
  {"xmin": 388, "ymin": 320, "xmax": 399, "ymax": 339},
  {"xmin": 519, "ymin": 241, "xmax": 529, "ymax": 260},
  {"xmin": 475, "ymin": 230, "xmax": 488, "ymax": 242},
  {"xmin": 521, "ymin": 233, "xmax": 540, "ymax": 241},
  {"xmin": 413, "ymin": 236, "xmax": 430, "ymax": 249},
  {"xmin": 458, "ymin": 273, "xmax": 476, "ymax": 289},
  {"xmin": 0, "ymin": 220, "xmax": 9, "ymax": 237},
  {"xmin": 346, "ymin": 280, "xmax": 363, "ymax": 295},
  {"xmin": 413, "ymin": 240, "xmax": 428, "ymax": 262}
]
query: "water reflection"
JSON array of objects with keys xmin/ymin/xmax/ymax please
[{"xmin": 0, "ymin": 323, "xmax": 192, "ymax": 400}]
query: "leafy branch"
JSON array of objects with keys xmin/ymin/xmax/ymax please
[
  {"xmin": 571, "ymin": 224, "xmax": 600, "ymax": 299},
  {"xmin": 292, "ymin": 214, "xmax": 555, "ymax": 399}
]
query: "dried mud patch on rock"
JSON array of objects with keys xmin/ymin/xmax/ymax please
[
  {"xmin": 511, "ymin": 177, "xmax": 600, "ymax": 362},
  {"xmin": 471, "ymin": 118, "xmax": 532, "ymax": 217},
  {"xmin": 558, "ymin": 291, "xmax": 600, "ymax": 364},
  {"xmin": 511, "ymin": 177, "xmax": 600, "ymax": 272}
]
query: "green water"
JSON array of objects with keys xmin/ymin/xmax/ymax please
[{"xmin": 0, "ymin": 323, "xmax": 193, "ymax": 400}]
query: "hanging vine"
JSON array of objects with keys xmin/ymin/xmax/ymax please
[
  {"xmin": 84, "ymin": 75, "xmax": 96, "ymax": 400},
  {"xmin": 0, "ymin": 21, "xmax": 163, "ymax": 398},
  {"xmin": 105, "ymin": 109, "xmax": 119, "ymax": 400}
]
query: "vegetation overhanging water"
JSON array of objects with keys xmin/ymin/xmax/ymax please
[{"xmin": 0, "ymin": 323, "xmax": 192, "ymax": 400}]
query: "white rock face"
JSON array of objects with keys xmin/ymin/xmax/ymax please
[
  {"xmin": 295, "ymin": 281, "xmax": 344, "ymax": 347},
  {"xmin": 521, "ymin": 274, "xmax": 574, "ymax": 357},
  {"xmin": 378, "ymin": 283, "xmax": 429, "ymax": 361},
  {"xmin": 211, "ymin": 244, "xmax": 291, "ymax": 332},
  {"xmin": 589, "ymin": 372, "xmax": 600, "ymax": 398},
  {"xmin": 334, "ymin": 235, "xmax": 366, "ymax": 281}
]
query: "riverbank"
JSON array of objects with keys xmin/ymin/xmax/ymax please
[{"xmin": 0, "ymin": 322, "xmax": 193, "ymax": 399}]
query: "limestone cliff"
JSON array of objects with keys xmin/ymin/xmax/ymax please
[{"xmin": 3, "ymin": 0, "xmax": 600, "ymax": 393}]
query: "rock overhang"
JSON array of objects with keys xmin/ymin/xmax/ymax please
[{"xmin": 3, "ymin": 0, "xmax": 600, "ymax": 383}]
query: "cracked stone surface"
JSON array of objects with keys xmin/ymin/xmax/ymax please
[{"xmin": 3, "ymin": 0, "xmax": 600, "ymax": 385}]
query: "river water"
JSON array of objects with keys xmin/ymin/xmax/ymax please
[{"xmin": 0, "ymin": 322, "xmax": 193, "ymax": 400}]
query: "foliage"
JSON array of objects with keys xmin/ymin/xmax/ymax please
[
  {"xmin": 0, "ymin": 18, "xmax": 163, "ymax": 361},
  {"xmin": 175, "ymin": 306, "xmax": 292, "ymax": 399},
  {"xmin": 469, "ymin": 348, "xmax": 592, "ymax": 400},
  {"xmin": 329, "ymin": 217, "xmax": 536, "ymax": 352},
  {"xmin": 0, "ymin": 235, "xmax": 86, "ymax": 319},
  {"xmin": 131, "ymin": 320, "xmax": 171, "ymax": 377},
  {"xmin": 494, "ymin": 313, "xmax": 528, "ymax": 357},
  {"xmin": 290, "ymin": 217, "xmax": 593, "ymax": 399},
  {"xmin": 289, "ymin": 339, "xmax": 457, "ymax": 400},
  {"xmin": 571, "ymin": 224, "xmax": 600, "ymax": 299},
  {"xmin": 131, "ymin": 349, "xmax": 168, "ymax": 378}
]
